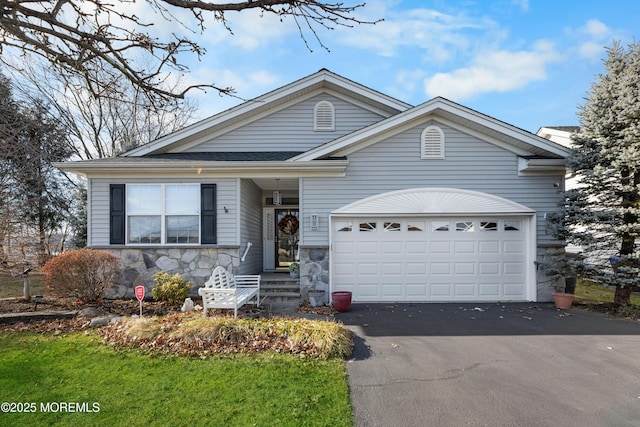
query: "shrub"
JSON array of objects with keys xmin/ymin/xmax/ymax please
[
  {"xmin": 152, "ymin": 272, "xmax": 191, "ymax": 304},
  {"xmin": 41, "ymin": 249, "xmax": 120, "ymax": 303}
]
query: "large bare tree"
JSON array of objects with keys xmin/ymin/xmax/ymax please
[
  {"xmin": 12, "ymin": 60, "xmax": 198, "ymax": 160},
  {"xmin": 0, "ymin": 0, "xmax": 376, "ymax": 104}
]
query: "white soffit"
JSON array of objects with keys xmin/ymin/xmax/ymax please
[{"xmin": 332, "ymin": 188, "xmax": 535, "ymax": 216}]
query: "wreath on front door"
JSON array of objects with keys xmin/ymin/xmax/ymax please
[{"xmin": 278, "ymin": 213, "xmax": 299, "ymax": 235}]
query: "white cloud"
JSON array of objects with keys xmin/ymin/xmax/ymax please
[
  {"xmin": 511, "ymin": 0, "xmax": 530, "ymax": 12},
  {"xmin": 386, "ymin": 69, "xmax": 428, "ymax": 102},
  {"xmin": 184, "ymin": 67, "xmax": 282, "ymax": 119},
  {"xmin": 336, "ymin": 4, "xmax": 500, "ymax": 62},
  {"xmin": 424, "ymin": 40, "xmax": 561, "ymax": 100},
  {"xmin": 581, "ymin": 19, "xmax": 611, "ymax": 38},
  {"xmin": 219, "ymin": 9, "xmax": 297, "ymax": 50},
  {"xmin": 567, "ymin": 19, "xmax": 613, "ymax": 61}
]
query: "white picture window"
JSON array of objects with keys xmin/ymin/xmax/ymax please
[
  {"xmin": 314, "ymin": 101, "xmax": 335, "ymax": 131},
  {"xmin": 127, "ymin": 184, "xmax": 200, "ymax": 244},
  {"xmin": 420, "ymin": 125, "xmax": 445, "ymax": 159}
]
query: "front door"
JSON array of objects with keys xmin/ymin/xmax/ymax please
[
  {"xmin": 275, "ymin": 209, "xmax": 299, "ymax": 269},
  {"xmin": 263, "ymin": 207, "xmax": 299, "ymax": 271}
]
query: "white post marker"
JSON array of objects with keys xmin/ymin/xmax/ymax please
[{"xmin": 135, "ymin": 285, "xmax": 145, "ymax": 316}]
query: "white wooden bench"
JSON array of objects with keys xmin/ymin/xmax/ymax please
[{"xmin": 198, "ymin": 266, "xmax": 261, "ymax": 319}]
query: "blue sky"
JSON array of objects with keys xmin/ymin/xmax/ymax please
[{"xmin": 172, "ymin": 0, "xmax": 640, "ymax": 133}]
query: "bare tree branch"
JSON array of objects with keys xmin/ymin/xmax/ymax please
[{"xmin": 0, "ymin": 0, "xmax": 379, "ymax": 104}]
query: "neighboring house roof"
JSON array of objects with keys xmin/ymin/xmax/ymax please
[
  {"xmin": 292, "ymin": 97, "xmax": 571, "ymax": 161},
  {"xmin": 122, "ymin": 69, "xmax": 412, "ymax": 157},
  {"xmin": 536, "ymin": 126, "xmax": 579, "ymax": 148}
]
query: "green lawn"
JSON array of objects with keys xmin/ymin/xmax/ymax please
[
  {"xmin": 0, "ymin": 273, "xmax": 44, "ymax": 299},
  {"xmin": 0, "ymin": 332, "xmax": 352, "ymax": 427},
  {"xmin": 574, "ymin": 278, "xmax": 640, "ymax": 306}
]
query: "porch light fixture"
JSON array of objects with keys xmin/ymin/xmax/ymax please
[
  {"xmin": 273, "ymin": 179, "xmax": 282, "ymax": 205},
  {"xmin": 273, "ymin": 191, "xmax": 281, "ymax": 205}
]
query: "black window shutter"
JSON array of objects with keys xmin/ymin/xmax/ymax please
[
  {"xmin": 201, "ymin": 184, "xmax": 217, "ymax": 244},
  {"xmin": 110, "ymin": 184, "xmax": 126, "ymax": 245}
]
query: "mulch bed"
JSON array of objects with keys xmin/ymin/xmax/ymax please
[{"xmin": 0, "ymin": 296, "xmax": 336, "ymax": 334}]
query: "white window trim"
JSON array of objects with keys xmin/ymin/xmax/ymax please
[
  {"xmin": 314, "ymin": 100, "xmax": 335, "ymax": 131},
  {"xmin": 421, "ymin": 125, "xmax": 445, "ymax": 159},
  {"xmin": 126, "ymin": 183, "xmax": 201, "ymax": 246}
]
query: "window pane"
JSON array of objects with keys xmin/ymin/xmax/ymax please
[
  {"xmin": 384, "ymin": 222, "xmax": 401, "ymax": 232},
  {"xmin": 408, "ymin": 221, "xmax": 425, "ymax": 232},
  {"xmin": 166, "ymin": 216, "xmax": 199, "ymax": 244},
  {"xmin": 335, "ymin": 221, "xmax": 352, "ymax": 232},
  {"xmin": 480, "ymin": 221, "xmax": 498, "ymax": 231},
  {"xmin": 504, "ymin": 221, "xmax": 521, "ymax": 231},
  {"xmin": 166, "ymin": 184, "xmax": 199, "ymax": 214},
  {"xmin": 127, "ymin": 185, "xmax": 161, "ymax": 214},
  {"xmin": 456, "ymin": 221, "xmax": 474, "ymax": 232},
  {"xmin": 359, "ymin": 222, "xmax": 376, "ymax": 232},
  {"xmin": 128, "ymin": 216, "xmax": 161, "ymax": 244},
  {"xmin": 432, "ymin": 221, "xmax": 449, "ymax": 232}
]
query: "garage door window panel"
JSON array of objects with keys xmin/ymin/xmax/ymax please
[
  {"xmin": 335, "ymin": 221, "xmax": 353, "ymax": 232},
  {"xmin": 480, "ymin": 221, "xmax": 498, "ymax": 231},
  {"xmin": 432, "ymin": 221, "xmax": 450, "ymax": 232},
  {"xmin": 504, "ymin": 221, "xmax": 521, "ymax": 231},
  {"xmin": 456, "ymin": 221, "xmax": 474, "ymax": 232},
  {"xmin": 359, "ymin": 222, "xmax": 377, "ymax": 232},
  {"xmin": 384, "ymin": 222, "xmax": 401, "ymax": 232},
  {"xmin": 408, "ymin": 221, "xmax": 426, "ymax": 232}
]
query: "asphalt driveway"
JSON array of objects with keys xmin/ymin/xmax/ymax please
[{"xmin": 336, "ymin": 302, "xmax": 640, "ymax": 427}]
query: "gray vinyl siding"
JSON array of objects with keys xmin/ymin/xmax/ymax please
[
  {"xmin": 300, "ymin": 121, "xmax": 563, "ymax": 246},
  {"xmin": 88, "ymin": 177, "xmax": 238, "ymax": 246},
  {"xmin": 185, "ymin": 94, "xmax": 386, "ymax": 152},
  {"xmin": 238, "ymin": 179, "xmax": 263, "ymax": 274}
]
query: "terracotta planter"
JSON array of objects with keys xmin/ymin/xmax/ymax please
[
  {"xmin": 552, "ymin": 292, "xmax": 574, "ymax": 309},
  {"xmin": 331, "ymin": 291, "xmax": 352, "ymax": 312}
]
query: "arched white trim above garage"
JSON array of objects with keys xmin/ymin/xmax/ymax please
[
  {"xmin": 332, "ymin": 187, "xmax": 535, "ymax": 216},
  {"xmin": 329, "ymin": 188, "xmax": 537, "ymax": 303}
]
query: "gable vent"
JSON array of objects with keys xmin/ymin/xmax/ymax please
[
  {"xmin": 421, "ymin": 125, "xmax": 445, "ymax": 159},
  {"xmin": 314, "ymin": 101, "xmax": 335, "ymax": 131}
]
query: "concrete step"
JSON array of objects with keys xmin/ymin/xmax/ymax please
[
  {"xmin": 261, "ymin": 283, "xmax": 300, "ymax": 293},
  {"xmin": 260, "ymin": 279, "xmax": 300, "ymax": 304}
]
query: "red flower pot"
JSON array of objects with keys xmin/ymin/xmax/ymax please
[{"xmin": 331, "ymin": 291, "xmax": 352, "ymax": 312}]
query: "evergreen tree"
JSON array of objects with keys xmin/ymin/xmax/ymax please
[
  {"xmin": 563, "ymin": 41, "xmax": 640, "ymax": 305},
  {"xmin": 0, "ymin": 73, "xmax": 74, "ymax": 264}
]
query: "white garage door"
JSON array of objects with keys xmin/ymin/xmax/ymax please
[
  {"xmin": 329, "ymin": 188, "xmax": 536, "ymax": 303},
  {"xmin": 332, "ymin": 217, "xmax": 529, "ymax": 302}
]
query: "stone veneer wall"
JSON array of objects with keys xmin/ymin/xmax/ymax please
[
  {"xmin": 105, "ymin": 247, "xmax": 241, "ymax": 299},
  {"xmin": 299, "ymin": 247, "xmax": 330, "ymax": 294}
]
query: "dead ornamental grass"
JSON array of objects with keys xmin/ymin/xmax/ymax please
[{"xmin": 100, "ymin": 313, "xmax": 354, "ymax": 359}]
